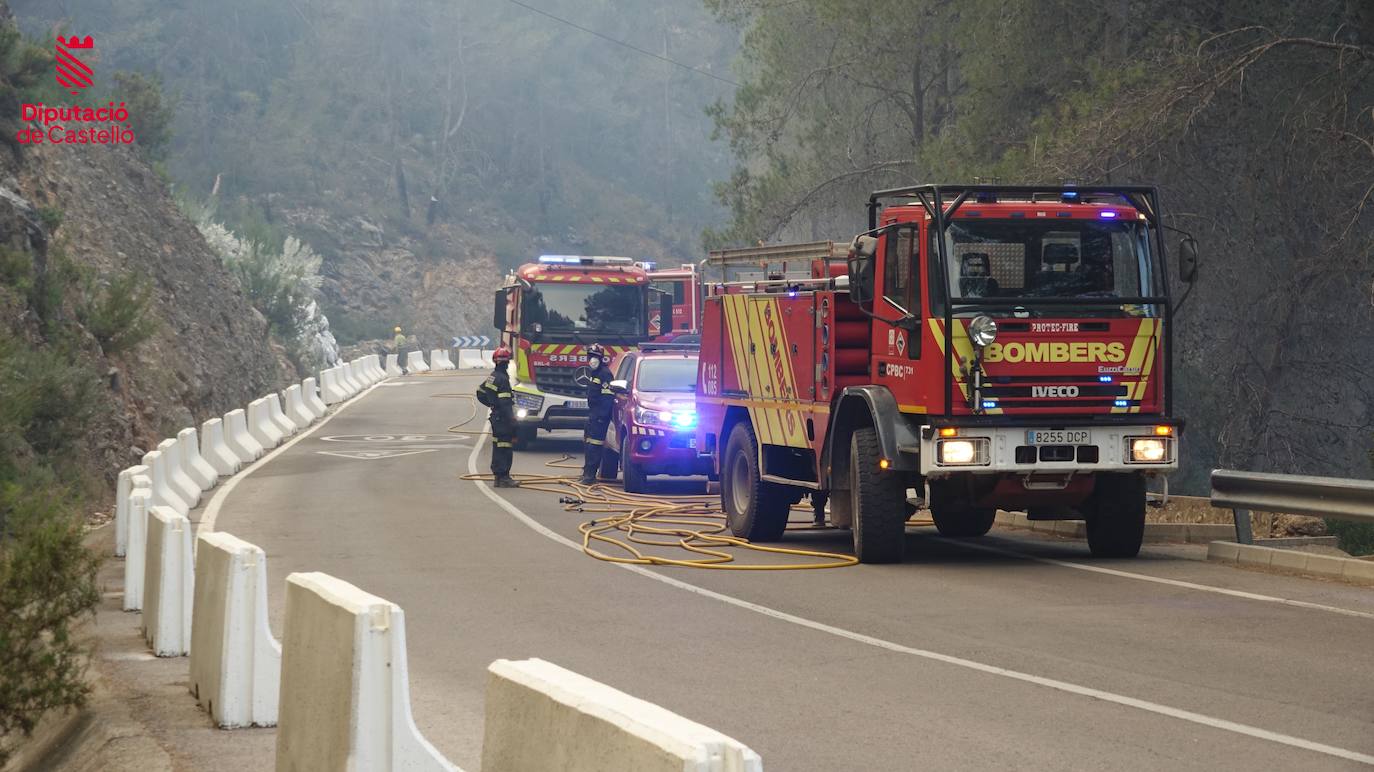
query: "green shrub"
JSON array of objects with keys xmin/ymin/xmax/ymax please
[
  {"xmin": 36, "ymin": 207, "xmax": 62, "ymax": 234},
  {"xmin": 77, "ymin": 271, "xmax": 159, "ymax": 355},
  {"xmin": 0, "ymin": 330, "xmax": 97, "ymax": 458},
  {"xmin": 1326, "ymin": 520, "xmax": 1374, "ymax": 557},
  {"xmin": 0, "ymin": 482, "xmax": 101, "ymax": 765}
]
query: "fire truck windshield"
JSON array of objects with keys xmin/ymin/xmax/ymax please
[
  {"xmin": 934, "ymin": 218, "xmax": 1160, "ymax": 315},
  {"xmin": 521, "ymin": 283, "xmax": 644, "ymax": 337}
]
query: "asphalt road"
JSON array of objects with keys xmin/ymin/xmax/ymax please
[{"xmin": 207, "ymin": 371, "xmax": 1374, "ymax": 771}]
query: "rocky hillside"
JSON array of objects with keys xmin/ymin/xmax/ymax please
[
  {"xmin": 0, "ymin": 142, "xmax": 293, "ymax": 492},
  {"xmin": 279, "ymin": 204, "xmax": 500, "ymax": 349}
]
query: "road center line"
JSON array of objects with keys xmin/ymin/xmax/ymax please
[
  {"xmin": 465, "ymin": 433, "xmax": 1374, "ymax": 766},
  {"xmin": 941, "ymin": 538, "xmax": 1374, "ymax": 622}
]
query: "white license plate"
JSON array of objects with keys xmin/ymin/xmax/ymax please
[
  {"xmin": 1027, "ymin": 430, "xmax": 1090, "ymax": 445},
  {"xmin": 565, "ymin": 400, "xmax": 587, "ymax": 410}
]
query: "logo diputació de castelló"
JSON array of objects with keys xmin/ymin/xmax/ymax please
[{"xmin": 16, "ymin": 35, "xmax": 137, "ymax": 147}]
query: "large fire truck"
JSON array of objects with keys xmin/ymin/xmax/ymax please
[
  {"xmin": 695, "ymin": 185, "xmax": 1198, "ymax": 563},
  {"xmin": 493, "ymin": 255, "xmax": 670, "ymax": 445},
  {"xmin": 646, "ymin": 263, "xmax": 701, "ymax": 339}
]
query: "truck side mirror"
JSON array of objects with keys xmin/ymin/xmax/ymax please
[
  {"xmin": 847, "ymin": 235, "xmax": 878, "ymax": 306},
  {"xmin": 1178, "ymin": 237, "xmax": 1198, "ymax": 283},
  {"xmin": 493, "ymin": 287, "xmax": 509, "ymax": 332},
  {"xmin": 609, "ymin": 379, "xmax": 628, "ymax": 394}
]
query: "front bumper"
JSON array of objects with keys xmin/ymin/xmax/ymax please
[
  {"xmin": 511, "ymin": 387, "xmax": 588, "ymax": 430},
  {"xmin": 623, "ymin": 423, "xmax": 711, "ymax": 475},
  {"xmin": 917, "ymin": 424, "xmax": 1178, "ymax": 478}
]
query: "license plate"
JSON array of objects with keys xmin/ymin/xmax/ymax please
[
  {"xmin": 565, "ymin": 400, "xmax": 586, "ymax": 410},
  {"xmin": 1027, "ymin": 430, "xmax": 1090, "ymax": 445}
]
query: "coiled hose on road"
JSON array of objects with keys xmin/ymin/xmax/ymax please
[{"xmin": 429, "ymin": 381, "xmax": 861, "ymax": 570}]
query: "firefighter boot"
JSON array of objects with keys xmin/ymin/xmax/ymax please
[{"xmin": 494, "ymin": 476, "xmax": 521, "ymax": 488}]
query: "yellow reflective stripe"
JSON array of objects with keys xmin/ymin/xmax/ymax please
[
  {"xmin": 494, "ymin": 441, "xmax": 512, "ymax": 448},
  {"xmin": 496, "ymin": 392, "xmax": 512, "ymax": 398},
  {"xmin": 585, "ymin": 438, "xmax": 604, "ymax": 445}
]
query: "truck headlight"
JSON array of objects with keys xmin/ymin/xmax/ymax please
[
  {"xmin": 936, "ymin": 438, "xmax": 988, "ymax": 465},
  {"xmin": 969, "ymin": 315, "xmax": 998, "ymax": 347},
  {"xmin": 1129, "ymin": 438, "xmax": 1167, "ymax": 462}
]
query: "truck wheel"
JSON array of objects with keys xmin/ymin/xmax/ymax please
[
  {"xmin": 513, "ymin": 426, "xmax": 537, "ymax": 450},
  {"xmin": 849, "ymin": 427, "xmax": 907, "ymax": 563},
  {"xmin": 721, "ymin": 423, "xmax": 789, "ymax": 542},
  {"xmin": 622, "ymin": 452, "xmax": 648, "ymax": 493},
  {"xmin": 828, "ymin": 490, "xmax": 853, "ymax": 529},
  {"xmin": 929, "ymin": 481, "xmax": 996, "ymax": 538},
  {"xmin": 1085, "ymin": 473, "xmax": 1146, "ymax": 558}
]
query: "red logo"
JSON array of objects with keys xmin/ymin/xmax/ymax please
[{"xmin": 55, "ymin": 35, "xmax": 94, "ymax": 96}]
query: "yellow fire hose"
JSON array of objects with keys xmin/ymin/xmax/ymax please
[{"xmin": 435, "ymin": 390, "xmax": 861, "ymax": 570}]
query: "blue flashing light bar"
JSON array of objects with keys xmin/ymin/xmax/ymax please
[
  {"xmin": 1099, "ymin": 211, "xmax": 1118, "ymax": 219},
  {"xmin": 981, "ymin": 400, "xmax": 998, "ymax": 410},
  {"xmin": 539, "ymin": 255, "xmax": 580, "ymax": 264},
  {"xmin": 1098, "ymin": 375, "xmax": 1114, "ymax": 383},
  {"xmin": 1114, "ymin": 399, "xmax": 1129, "ymax": 408}
]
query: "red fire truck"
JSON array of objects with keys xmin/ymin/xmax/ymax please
[
  {"xmin": 695, "ymin": 185, "xmax": 1197, "ymax": 563},
  {"xmin": 646, "ymin": 263, "xmax": 700, "ymax": 339},
  {"xmin": 494, "ymin": 255, "xmax": 671, "ymax": 445}
]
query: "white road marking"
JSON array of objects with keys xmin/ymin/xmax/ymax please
[
  {"xmin": 317, "ymin": 449, "xmax": 440, "ymax": 461},
  {"xmin": 199, "ymin": 382, "xmax": 385, "ymax": 537},
  {"xmin": 465, "ymin": 434, "xmax": 1374, "ymax": 766},
  {"xmin": 943, "ymin": 538, "xmax": 1374, "ymax": 622}
]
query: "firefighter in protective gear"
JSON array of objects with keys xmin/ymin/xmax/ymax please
[
  {"xmin": 478, "ymin": 346, "xmax": 520, "ymax": 488},
  {"xmin": 580, "ymin": 343, "xmax": 615, "ymax": 485}
]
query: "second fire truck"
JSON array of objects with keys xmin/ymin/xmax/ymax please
[{"xmin": 695, "ymin": 184, "xmax": 1197, "ymax": 563}]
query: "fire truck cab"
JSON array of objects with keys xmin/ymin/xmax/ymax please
[
  {"xmin": 695, "ymin": 185, "xmax": 1198, "ymax": 563},
  {"xmin": 646, "ymin": 263, "xmax": 701, "ymax": 339},
  {"xmin": 493, "ymin": 255, "xmax": 670, "ymax": 445}
]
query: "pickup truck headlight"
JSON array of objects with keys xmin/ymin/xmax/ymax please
[{"xmin": 634, "ymin": 406, "xmax": 695, "ymax": 428}]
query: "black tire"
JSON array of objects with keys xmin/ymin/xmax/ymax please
[
  {"xmin": 1085, "ymin": 473, "xmax": 1146, "ymax": 558},
  {"xmin": 622, "ymin": 451, "xmax": 648, "ymax": 493},
  {"xmin": 720, "ymin": 423, "xmax": 789, "ymax": 542},
  {"xmin": 928, "ymin": 482, "xmax": 996, "ymax": 538},
  {"xmin": 849, "ymin": 427, "xmax": 907, "ymax": 563},
  {"xmin": 513, "ymin": 425, "xmax": 537, "ymax": 450}
]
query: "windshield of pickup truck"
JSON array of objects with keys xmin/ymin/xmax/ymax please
[
  {"xmin": 636, "ymin": 357, "xmax": 698, "ymax": 393},
  {"xmin": 934, "ymin": 218, "xmax": 1160, "ymax": 315}
]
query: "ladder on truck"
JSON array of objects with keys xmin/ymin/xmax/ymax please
[{"xmin": 701, "ymin": 241, "xmax": 848, "ymax": 295}]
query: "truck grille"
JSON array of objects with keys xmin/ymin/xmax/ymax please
[{"xmin": 532, "ymin": 365, "xmax": 585, "ymax": 398}]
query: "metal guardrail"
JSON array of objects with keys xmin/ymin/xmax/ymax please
[{"xmin": 1210, "ymin": 469, "xmax": 1374, "ymax": 544}]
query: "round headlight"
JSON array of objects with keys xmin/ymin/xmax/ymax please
[{"xmin": 969, "ymin": 315, "xmax": 998, "ymax": 347}]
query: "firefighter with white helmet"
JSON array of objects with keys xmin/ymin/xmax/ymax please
[
  {"xmin": 580, "ymin": 343, "xmax": 615, "ymax": 485},
  {"xmin": 477, "ymin": 346, "xmax": 520, "ymax": 487}
]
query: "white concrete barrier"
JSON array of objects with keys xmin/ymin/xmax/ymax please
[
  {"xmin": 384, "ymin": 354, "xmax": 402, "ymax": 377},
  {"xmin": 248, "ymin": 398, "xmax": 285, "ymax": 450},
  {"xmin": 360, "ymin": 356, "xmax": 379, "ymax": 383},
  {"xmin": 143, "ymin": 506, "xmax": 194, "ymax": 657},
  {"xmin": 483, "ymin": 658, "xmax": 762, "ymax": 772},
  {"xmin": 268, "ymin": 392, "xmax": 299, "ymax": 436},
  {"xmin": 143, "ymin": 449, "xmax": 190, "ymax": 517},
  {"xmin": 191, "ymin": 532, "xmax": 281, "ymax": 728},
  {"xmin": 178, "ymin": 427, "xmax": 220, "ymax": 492},
  {"xmin": 159, "ymin": 437, "xmax": 202, "ymax": 508},
  {"xmin": 481, "ymin": 350, "xmax": 495, "ymax": 367},
  {"xmin": 224, "ymin": 409, "xmax": 266, "ymax": 462},
  {"xmin": 115, "ymin": 464, "xmax": 148, "ymax": 557},
  {"xmin": 122, "ymin": 486, "xmax": 152, "ymax": 611},
  {"xmin": 441, "ymin": 350, "xmax": 458, "ymax": 369},
  {"xmin": 303, "ymin": 377, "xmax": 328, "ymax": 417},
  {"xmin": 457, "ymin": 350, "xmax": 487, "ymax": 370},
  {"xmin": 428, "ymin": 349, "xmax": 447, "ymax": 371},
  {"xmin": 372, "ymin": 354, "xmax": 388, "ymax": 380},
  {"xmin": 275, "ymin": 572, "xmax": 456, "ymax": 772},
  {"xmin": 202, "ymin": 417, "xmax": 243, "ymax": 476},
  {"xmin": 343, "ymin": 361, "xmax": 364, "ymax": 394},
  {"xmin": 320, "ymin": 368, "xmax": 347, "ymax": 405},
  {"xmin": 285, "ymin": 384, "xmax": 314, "ymax": 428},
  {"xmin": 406, "ymin": 350, "xmax": 430, "ymax": 373}
]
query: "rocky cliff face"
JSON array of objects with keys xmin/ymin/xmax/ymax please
[
  {"xmin": 280, "ymin": 204, "xmax": 500, "ymax": 349},
  {"xmin": 0, "ymin": 142, "xmax": 293, "ymax": 485}
]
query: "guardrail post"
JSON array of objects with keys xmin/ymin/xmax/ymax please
[{"xmin": 1232, "ymin": 507, "xmax": 1253, "ymax": 545}]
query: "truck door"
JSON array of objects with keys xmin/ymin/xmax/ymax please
[{"xmin": 871, "ymin": 226, "xmax": 922, "ymax": 379}]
